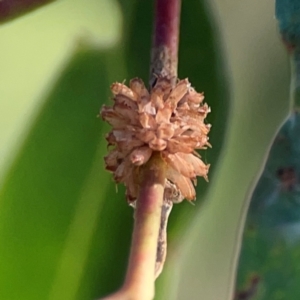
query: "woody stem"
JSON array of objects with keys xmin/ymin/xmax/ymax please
[
  {"xmin": 0, "ymin": 0, "xmax": 54, "ymax": 21},
  {"xmin": 150, "ymin": 0, "xmax": 182, "ymax": 87},
  {"xmin": 101, "ymin": 154, "xmax": 166, "ymax": 300},
  {"xmin": 101, "ymin": 0, "xmax": 182, "ymax": 299}
]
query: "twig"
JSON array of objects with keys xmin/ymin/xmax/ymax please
[
  {"xmin": 0, "ymin": 0, "xmax": 54, "ymax": 22},
  {"xmin": 101, "ymin": 0, "xmax": 182, "ymax": 299},
  {"xmin": 150, "ymin": 0, "xmax": 181, "ymax": 87},
  {"xmin": 150, "ymin": 0, "xmax": 181, "ymax": 279},
  {"xmin": 101, "ymin": 153, "xmax": 166, "ymax": 300}
]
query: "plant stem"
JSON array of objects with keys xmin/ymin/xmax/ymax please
[
  {"xmin": 150, "ymin": 0, "xmax": 181, "ymax": 87},
  {"xmin": 0, "ymin": 0, "xmax": 54, "ymax": 22},
  {"xmin": 102, "ymin": 0, "xmax": 181, "ymax": 298},
  {"xmin": 149, "ymin": 0, "xmax": 181, "ymax": 278},
  {"xmin": 101, "ymin": 153, "xmax": 166, "ymax": 300}
]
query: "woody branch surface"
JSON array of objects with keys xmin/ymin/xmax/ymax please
[
  {"xmin": 150, "ymin": 0, "xmax": 181, "ymax": 86},
  {"xmin": 0, "ymin": 0, "xmax": 54, "ymax": 22},
  {"xmin": 102, "ymin": 154, "xmax": 166, "ymax": 300}
]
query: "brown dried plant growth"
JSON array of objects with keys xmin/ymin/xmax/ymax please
[{"xmin": 101, "ymin": 76, "xmax": 211, "ymax": 202}]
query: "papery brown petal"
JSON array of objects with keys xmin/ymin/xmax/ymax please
[
  {"xmin": 139, "ymin": 101, "xmax": 156, "ymax": 115},
  {"xmin": 150, "ymin": 92, "xmax": 164, "ymax": 110},
  {"xmin": 114, "ymin": 94, "xmax": 138, "ymax": 110},
  {"xmin": 117, "ymin": 139, "xmax": 145, "ymax": 154},
  {"xmin": 177, "ymin": 109, "xmax": 205, "ymax": 123},
  {"xmin": 155, "ymin": 77, "xmax": 172, "ymax": 93},
  {"xmin": 112, "ymin": 130, "xmax": 132, "ymax": 141},
  {"xmin": 125, "ymin": 169, "xmax": 139, "ymax": 201},
  {"xmin": 112, "ymin": 130, "xmax": 145, "ymax": 152},
  {"xmin": 173, "ymin": 124, "xmax": 190, "ymax": 136},
  {"xmin": 111, "ymin": 82, "xmax": 138, "ymax": 101},
  {"xmin": 177, "ymin": 153, "xmax": 209, "ymax": 178},
  {"xmin": 194, "ymin": 136, "xmax": 210, "ymax": 149},
  {"xmin": 149, "ymin": 137, "xmax": 167, "ymax": 151},
  {"xmin": 139, "ymin": 112, "xmax": 157, "ymax": 129},
  {"xmin": 106, "ymin": 131, "xmax": 117, "ymax": 145},
  {"xmin": 165, "ymin": 79, "xmax": 190, "ymax": 109},
  {"xmin": 114, "ymin": 104, "xmax": 139, "ymax": 125},
  {"xmin": 136, "ymin": 129, "xmax": 156, "ymax": 144},
  {"xmin": 180, "ymin": 119, "xmax": 210, "ymax": 135},
  {"xmin": 156, "ymin": 103, "xmax": 173, "ymax": 124},
  {"xmin": 166, "ymin": 138, "xmax": 195, "ymax": 153},
  {"xmin": 187, "ymin": 88, "xmax": 204, "ymax": 104},
  {"xmin": 130, "ymin": 78, "xmax": 149, "ymax": 99},
  {"xmin": 163, "ymin": 153, "xmax": 196, "ymax": 178},
  {"xmin": 101, "ymin": 106, "xmax": 128, "ymax": 129},
  {"xmin": 152, "ymin": 77, "xmax": 172, "ymax": 101},
  {"xmin": 114, "ymin": 160, "xmax": 126, "ymax": 182},
  {"xmin": 166, "ymin": 167, "xmax": 196, "ymax": 200},
  {"xmin": 176, "ymin": 100, "xmax": 189, "ymax": 110},
  {"xmin": 201, "ymin": 104, "xmax": 211, "ymax": 114},
  {"xmin": 131, "ymin": 79, "xmax": 151, "ymax": 115},
  {"xmin": 157, "ymin": 123, "xmax": 174, "ymax": 140},
  {"xmin": 130, "ymin": 146, "xmax": 153, "ymax": 166},
  {"xmin": 104, "ymin": 149, "xmax": 123, "ymax": 172}
]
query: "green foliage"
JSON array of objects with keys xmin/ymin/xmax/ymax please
[{"xmin": 236, "ymin": 113, "xmax": 300, "ymax": 299}]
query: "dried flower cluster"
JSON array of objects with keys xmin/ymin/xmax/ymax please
[{"xmin": 101, "ymin": 77, "xmax": 211, "ymax": 202}]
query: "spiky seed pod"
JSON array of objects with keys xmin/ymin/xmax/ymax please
[{"xmin": 101, "ymin": 77, "xmax": 211, "ymax": 202}]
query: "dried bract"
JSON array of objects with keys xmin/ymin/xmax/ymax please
[{"xmin": 101, "ymin": 77, "xmax": 210, "ymax": 202}]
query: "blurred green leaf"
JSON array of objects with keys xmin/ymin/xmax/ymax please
[
  {"xmin": 0, "ymin": 48, "xmax": 117, "ymax": 300},
  {"xmin": 173, "ymin": 1, "xmax": 290, "ymax": 299},
  {"xmin": 0, "ymin": 0, "xmax": 120, "ymax": 177}
]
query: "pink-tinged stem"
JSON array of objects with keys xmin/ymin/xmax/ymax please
[
  {"xmin": 101, "ymin": 1, "xmax": 182, "ymax": 298},
  {"xmin": 0, "ymin": 0, "xmax": 54, "ymax": 22},
  {"xmin": 150, "ymin": 0, "xmax": 182, "ymax": 86},
  {"xmin": 101, "ymin": 154, "xmax": 166, "ymax": 300}
]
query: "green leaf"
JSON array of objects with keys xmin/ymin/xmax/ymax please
[
  {"xmin": 0, "ymin": 0, "xmax": 120, "ymax": 178},
  {"xmin": 0, "ymin": 1, "xmax": 131, "ymax": 299},
  {"xmin": 172, "ymin": 1, "xmax": 290, "ymax": 299},
  {"xmin": 0, "ymin": 48, "xmax": 112, "ymax": 300}
]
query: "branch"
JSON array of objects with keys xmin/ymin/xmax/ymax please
[
  {"xmin": 102, "ymin": 154, "xmax": 166, "ymax": 300},
  {"xmin": 150, "ymin": 0, "xmax": 181, "ymax": 87},
  {"xmin": 0, "ymin": 0, "xmax": 55, "ymax": 22},
  {"xmin": 100, "ymin": 0, "xmax": 182, "ymax": 299}
]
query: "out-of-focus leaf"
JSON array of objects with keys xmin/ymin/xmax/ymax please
[
  {"xmin": 174, "ymin": 1, "xmax": 290, "ymax": 299},
  {"xmin": 0, "ymin": 49, "xmax": 126, "ymax": 300},
  {"xmin": 0, "ymin": 0, "xmax": 120, "ymax": 179},
  {"xmin": 0, "ymin": 0, "xmax": 140, "ymax": 298},
  {"xmin": 0, "ymin": 0, "xmax": 138, "ymax": 298}
]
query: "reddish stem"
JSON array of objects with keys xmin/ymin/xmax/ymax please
[
  {"xmin": 150, "ymin": 0, "xmax": 182, "ymax": 86},
  {"xmin": 101, "ymin": 154, "xmax": 166, "ymax": 300},
  {"xmin": 0, "ymin": 0, "xmax": 54, "ymax": 22},
  {"xmin": 101, "ymin": 1, "xmax": 182, "ymax": 298}
]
